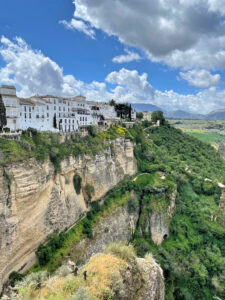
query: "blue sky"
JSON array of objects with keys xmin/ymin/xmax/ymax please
[{"xmin": 1, "ymin": 0, "xmax": 225, "ymax": 113}]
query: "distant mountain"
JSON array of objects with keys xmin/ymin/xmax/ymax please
[
  {"xmin": 165, "ymin": 110, "xmax": 205, "ymax": 120},
  {"xmin": 131, "ymin": 104, "xmax": 225, "ymax": 120},
  {"xmin": 205, "ymin": 109, "xmax": 225, "ymax": 120},
  {"xmin": 131, "ymin": 103, "xmax": 162, "ymax": 112}
]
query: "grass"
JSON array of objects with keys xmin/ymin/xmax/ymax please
[
  {"xmin": 135, "ymin": 172, "xmax": 176, "ymax": 191},
  {"xmin": 169, "ymin": 119, "xmax": 225, "ymax": 147},
  {"xmin": 184, "ymin": 131, "xmax": 225, "ymax": 147}
]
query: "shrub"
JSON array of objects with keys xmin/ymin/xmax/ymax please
[
  {"xmin": 82, "ymin": 220, "xmax": 93, "ymax": 239},
  {"xmin": 9, "ymin": 271, "xmax": 24, "ymax": 287},
  {"xmin": 55, "ymin": 265, "xmax": 71, "ymax": 277},
  {"xmin": 91, "ymin": 201, "xmax": 101, "ymax": 213},
  {"xmin": 104, "ymin": 242, "xmax": 136, "ymax": 263},
  {"xmin": 71, "ymin": 287, "xmax": 98, "ymax": 300},
  {"xmin": 4, "ymin": 127, "xmax": 10, "ymax": 133},
  {"xmin": 21, "ymin": 271, "xmax": 48, "ymax": 286},
  {"xmin": 73, "ymin": 174, "xmax": 82, "ymax": 194},
  {"xmin": 84, "ymin": 184, "xmax": 95, "ymax": 202},
  {"xmin": 88, "ymin": 126, "xmax": 98, "ymax": 137},
  {"xmin": 127, "ymin": 197, "xmax": 139, "ymax": 214},
  {"xmin": 202, "ymin": 181, "xmax": 216, "ymax": 195},
  {"xmin": 192, "ymin": 178, "xmax": 202, "ymax": 194}
]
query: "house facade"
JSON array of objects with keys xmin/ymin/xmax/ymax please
[{"xmin": 0, "ymin": 85, "xmax": 130, "ymax": 133}]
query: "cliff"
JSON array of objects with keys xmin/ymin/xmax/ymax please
[
  {"xmin": 0, "ymin": 138, "xmax": 137, "ymax": 292},
  {"xmin": 9, "ymin": 243, "xmax": 164, "ymax": 300}
]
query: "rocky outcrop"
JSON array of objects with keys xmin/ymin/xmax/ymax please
[
  {"xmin": 137, "ymin": 256, "xmax": 165, "ymax": 300},
  {"xmin": 150, "ymin": 189, "xmax": 176, "ymax": 245},
  {"xmin": 0, "ymin": 138, "xmax": 137, "ymax": 292},
  {"xmin": 142, "ymin": 187, "xmax": 177, "ymax": 246},
  {"xmin": 68, "ymin": 204, "xmax": 139, "ymax": 264},
  {"xmin": 9, "ymin": 244, "xmax": 164, "ymax": 300}
]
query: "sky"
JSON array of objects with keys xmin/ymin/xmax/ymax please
[{"xmin": 1, "ymin": 0, "xmax": 225, "ymax": 113}]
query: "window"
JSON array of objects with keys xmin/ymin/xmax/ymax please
[
  {"xmin": 54, "ymin": 106, "xmax": 56, "ymax": 110},
  {"xmin": 25, "ymin": 113, "xmax": 27, "ymax": 119},
  {"xmin": 63, "ymin": 107, "xmax": 65, "ymax": 111},
  {"xmin": 65, "ymin": 119, "xmax": 67, "ymax": 123},
  {"xmin": 47, "ymin": 105, "xmax": 49, "ymax": 110},
  {"xmin": 47, "ymin": 113, "xmax": 49, "ymax": 118},
  {"xmin": 29, "ymin": 113, "xmax": 31, "ymax": 119},
  {"xmin": 80, "ymin": 117, "xmax": 81, "ymax": 121},
  {"xmin": 29, "ymin": 107, "xmax": 31, "ymax": 112},
  {"xmin": 59, "ymin": 107, "xmax": 61, "ymax": 111},
  {"xmin": 24, "ymin": 106, "xmax": 26, "ymax": 112},
  {"xmin": 54, "ymin": 99, "xmax": 56, "ymax": 104}
]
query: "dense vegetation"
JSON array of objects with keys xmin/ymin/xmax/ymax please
[
  {"xmin": 0, "ymin": 125, "xmax": 126, "ymax": 171},
  {"xmin": 128, "ymin": 123, "xmax": 225, "ymax": 300}
]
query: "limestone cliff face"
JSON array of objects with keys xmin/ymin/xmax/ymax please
[
  {"xmin": 144, "ymin": 188, "xmax": 177, "ymax": 246},
  {"xmin": 0, "ymin": 138, "xmax": 137, "ymax": 292},
  {"xmin": 68, "ymin": 204, "xmax": 139, "ymax": 264}
]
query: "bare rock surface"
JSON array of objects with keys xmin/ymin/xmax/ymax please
[{"xmin": 0, "ymin": 138, "xmax": 137, "ymax": 292}]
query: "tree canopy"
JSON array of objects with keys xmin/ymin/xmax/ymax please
[{"xmin": 151, "ymin": 110, "xmax": 165, "ymax": 124}]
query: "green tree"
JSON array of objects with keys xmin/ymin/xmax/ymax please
[
  {"xmin": 136, "ymin": 112, "xmax": 144, "ymax": 119},
  {"xmin": 0, "ymin": 94, "xmax": 7, "ymax": 131},
  {"xmin": 151, "ymin": 110, "xmax": 165, "ymax": 124},
  {"xmin": 109, "ymin": 99, "xmax": 116, "ymax": 106},
  {"xmin": 53, "ymin": 113, "xmax": 57, "ymax": 129},
  {"xmin": 115, "ymin": 103, "xmax": 131, "ymax": 119}
]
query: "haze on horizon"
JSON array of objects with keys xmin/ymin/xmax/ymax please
[{"xmin": 1, "ymin": 0, "xmax": 225, "ymax": 114}]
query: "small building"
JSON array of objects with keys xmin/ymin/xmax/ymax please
[
  {"xmin": 143, "ymin": 111, "xmax": 152, "ymax": 122},
  {"xmin": 0, "ymin": 86, "xmax": 20, "ymax": 131}
]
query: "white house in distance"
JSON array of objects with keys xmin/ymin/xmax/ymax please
[{"xmin": 0, "ymin": 85, "xmax": 135, "ymax": 133}]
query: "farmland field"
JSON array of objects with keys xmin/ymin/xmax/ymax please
[{"xmin": 169, "ymin": 119, "xmax": 225, "ymax": 148}]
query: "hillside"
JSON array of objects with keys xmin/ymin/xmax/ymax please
[
  {"xmin": 1, "ymin": 124, "xmax": 225, "ymax": 300},
  {"xmin": 206, "ymin": 109, "xmax": 225, "ymax": 120},
  {"xmin": 131, "ymin": 103, "xmax": 162, "ymax": 112},
  {"xmin": 165, "ymin": 110, "xmax": 205, "ymax": 120},
  {"xmin": 165, "ymin": 108, "xmax": 225, "ymax": 120}
]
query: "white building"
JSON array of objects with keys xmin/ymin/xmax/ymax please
[
  {"xmin": 0, "ymin": 86, "xmax": 20, "ymax": 131},
  {"xmin": 0, "ymin": 85, "xmax": 121, "ymax": 133}
]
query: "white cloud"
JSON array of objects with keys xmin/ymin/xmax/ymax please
[
  {"xmin": 1, "ymin": 36, "xmax": 225, "ymax": 114},
  {"xmin": 64, "ymin": 0, "xmax": 225, "ymax": 70},
  {"xmin": 106, "ymin": 68, "xmax": 154, "ymax": 102},
  {"xmin": 59, "ymin": 19, "xmax": 95, "ymax": 39},
  {"xmin": 0, "ymin": 36, "xmax": 84, "ymax": 97},
  {"xmin": 112, "ymin": 49, "xmax": 141, "ymax": 63},
  {"xmin": 179, "ymin": 69, "xmax": 221, "ymax": 88}
]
